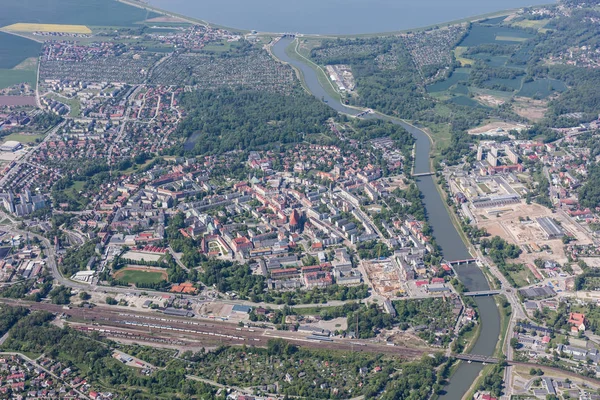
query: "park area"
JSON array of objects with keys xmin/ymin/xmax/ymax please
[{"xmin": 113, "ymin": 266, "xmax": 167, "ymax": 285}]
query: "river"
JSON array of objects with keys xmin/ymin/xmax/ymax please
[
  {"xmin": 271, "ymin": 38, "xmax": 501, "ymax": 399},
  {"xmin": 148, "ymin": 0, "xmax": 553, "ymax": 35}
]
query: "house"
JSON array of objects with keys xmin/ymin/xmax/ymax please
[
  {"xmin": 568, "ymin": 312, "xmax": 586, "ymax": 331},
  {"xmin": 464, "ymin": 308, "xmax": 476, "ymax": 321}
]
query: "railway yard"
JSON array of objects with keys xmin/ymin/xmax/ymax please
[{"xmin": 0, "ymin": 298, "xmax": 427, "ymax": 359}]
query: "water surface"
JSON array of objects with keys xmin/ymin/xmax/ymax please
[{"xmin": 148, "ymin": 0, "xmax": 554, "ymax": 34}]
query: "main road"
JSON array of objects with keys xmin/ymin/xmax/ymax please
[{"xmin": 270, "ymin": 36, "xmax": 503, "ymax": 400}]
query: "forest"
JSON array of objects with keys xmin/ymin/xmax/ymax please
[
  {"xmin": 578, "ymin": 162, "xmax": 600, "ymax": 209},
  {"xmin": 174, "ymin": 88, "xmax": 335, "ymax": 156}
]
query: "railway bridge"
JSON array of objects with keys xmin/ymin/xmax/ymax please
[{"xmin": 452, "ymin": 353, "xmax": 500, "ymax": 364}]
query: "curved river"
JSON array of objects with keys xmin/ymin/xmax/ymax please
[{"xmin": 271, "ymin": 38, "xmax": 501, "ymax": 399}]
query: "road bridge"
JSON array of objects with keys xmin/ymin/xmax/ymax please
[
  {"xmin": 413, "ymin": 172, "xmax": 435, "ymax": 177},
  {"xmin": 463, "ymin": 290, "xmax": 502, "ymax": 297},
  {"xmin": 446, "ymin": 258, "xmax": 478, "ymax": 266}
]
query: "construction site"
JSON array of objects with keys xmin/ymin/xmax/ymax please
[
  {"xmin": 473, "ymin": 202, "xmax": 591, "ymax": 266},
  {"xmin": 362, "ymin": 259, "xmax": 404, "ymax": 296}
]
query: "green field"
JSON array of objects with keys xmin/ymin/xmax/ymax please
[
  {"xmin": 459, "ymin": 24, "xmax": 533, "ymax": 47},
  {"xmin": 518, "ymin": 78, "xmax": 567, "ymax": 99},
  {"xmin": 0, "ymin": 32, "xmax": 42, "ymax": 70},
  {"xmin": 202, "ymin": 40, "xmax": 235, "ymax": 53},
  {"xmin": 507, "ymin": 267, "xmax": 537, "ymax": 288},
  {"xmin": 470, "ymin": 53, "xmax": 510, "ymax": 68},
  {"xmin": 0, "ymin": 69, "xmax": 37, "ymax": 90},
  {"xmin": 70, "ymin": 180, "xmax": 85, "ymax": 192},
  {"xmin": 1, "ymin": 133, "xmax": 44, "ymax": 143},
  {"xmin": 426, "ymin": 68, "xmax": 470, "ymax": 93},
  {"xmin": 46, "ymin": 94, "xmax": 81, "ymax": 117},
  {"xmin": 512, "ymin": 18, "xmax": 550, "ymax": 30},
  {"xmin": 450, "ymin": 95, "xmax": 485, "ymax": 108},
  {"xmin": 453, "ymin": 46, "xmax": 475, "ymax": 66},
  {"xmin": 114, "ymin": 268, "xmax": 167, "ymax": 285}
]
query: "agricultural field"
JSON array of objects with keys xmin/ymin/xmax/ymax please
[
  {"xmin": 511, "ymin": 18, "xmax": 550, "ymax": 31},
  {"xmin": 0, "ymin": 32, "xmax": 42, "ymax": 69},
  {"xmin": 0, "ymin": 70, "xmax": 37, "ymax": 91},
  {"xmin": 426, "ymin": 68, "xmax": 470, "ymax": 93},
  {"xmin": 113, "ymin": 266, "xmax": 168, "ymax": 285},
  {"xmin": 0, "ymin": 96, "xmax": 36, "ymax": 106},
  {"xmin": 517, "ymin": 78, "xmax": 567, "ymax": 99},
  {"xmin": 453, "ymin": 46, "xmax": 474, "ymax": 66},
  {"xmin": 458, "ymin": 24, "xmax": 533, "ymax": 47},
  {"xmin": 0, "ymin": 0, "xmax": 157, "ymax": 28},
  {"xmin": 423, "ymin": 20, "xmax": 567, "ymax": 118},
  {"xmin": 2, "ymin": 23, "xmax": 92, "ymax": 34},
  {"xmin": 450, "ymin": 96, "xmax": 485, "ymax": 108}
]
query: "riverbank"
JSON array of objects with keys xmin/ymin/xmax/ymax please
[
  {"xmin": 270, "ymin": 37, "xmax": 502, "ymax": 399},
  {"xmin": 285, "ymin": 39, "xmax": 342, "ymax": 103}
]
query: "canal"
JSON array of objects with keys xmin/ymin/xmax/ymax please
[{"xmin": 271, "ymin": 37, "xmax": 501, "ymax": 399}]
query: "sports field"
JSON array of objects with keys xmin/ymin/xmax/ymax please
[
  {"xmin": 2, "ymin": 23, "xmax": 92, "ymax": 34},
  {"xmin": 113, "ymin": 266, "xmax": 167, "ymax": 285}
]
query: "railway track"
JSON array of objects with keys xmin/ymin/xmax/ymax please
[{"xmin": 0, "ymin": 299, "xmax": 427, "ymax": 358}]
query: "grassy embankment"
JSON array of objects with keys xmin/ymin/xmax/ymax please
[{"xmin": 281, "ymin": 38, "xmax": 344, "ymax": 105}]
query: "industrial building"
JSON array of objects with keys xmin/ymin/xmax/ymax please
[
  {"xmin": 536, "ymin": 217, "xmax": 565, "ymax": 239},
  {"xmin": 0, "ymin": 141, "xmax": 22, "ymax": 152},
  {"xmin": 471, "ymin": 194, "xmax": 520, "ymax": 209}
]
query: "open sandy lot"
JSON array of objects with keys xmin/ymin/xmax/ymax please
[
  {"xmin": 513, "ymin": 97, "xmax": 548, "ymax": 122},
  {"xmin": 122, "ymin": 250, "xmax": 162, "ymax": 262},
  {"xmin": 467, "ymin": 120, "xmax": 527, "ymax": 135},
  {"xmin": 473, "ymin": 202, "xmax": 591, "ymax": 265},
  {"xmin": 475, "ymin": 94, "xmax": 506, "ymax": 107},
  {"xmin": 144, "ymin": 16, "xmax": 187, "ymax": 23}
]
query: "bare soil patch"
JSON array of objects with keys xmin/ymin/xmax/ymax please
[
  {"xmin": 513, "ymin": 97, "xmax": 548, "ymax": 122},
  {"xmin": 0, "ymin": 96, "xmax": 36, "ymax": 106}
]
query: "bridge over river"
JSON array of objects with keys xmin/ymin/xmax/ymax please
[
  {"xmin": 463, "ymin": 290, "xmax": 502, "ymax": 297},
  {"xmin": 452, "ymin": 353, "xmax": 500, "ymax": 364}
]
